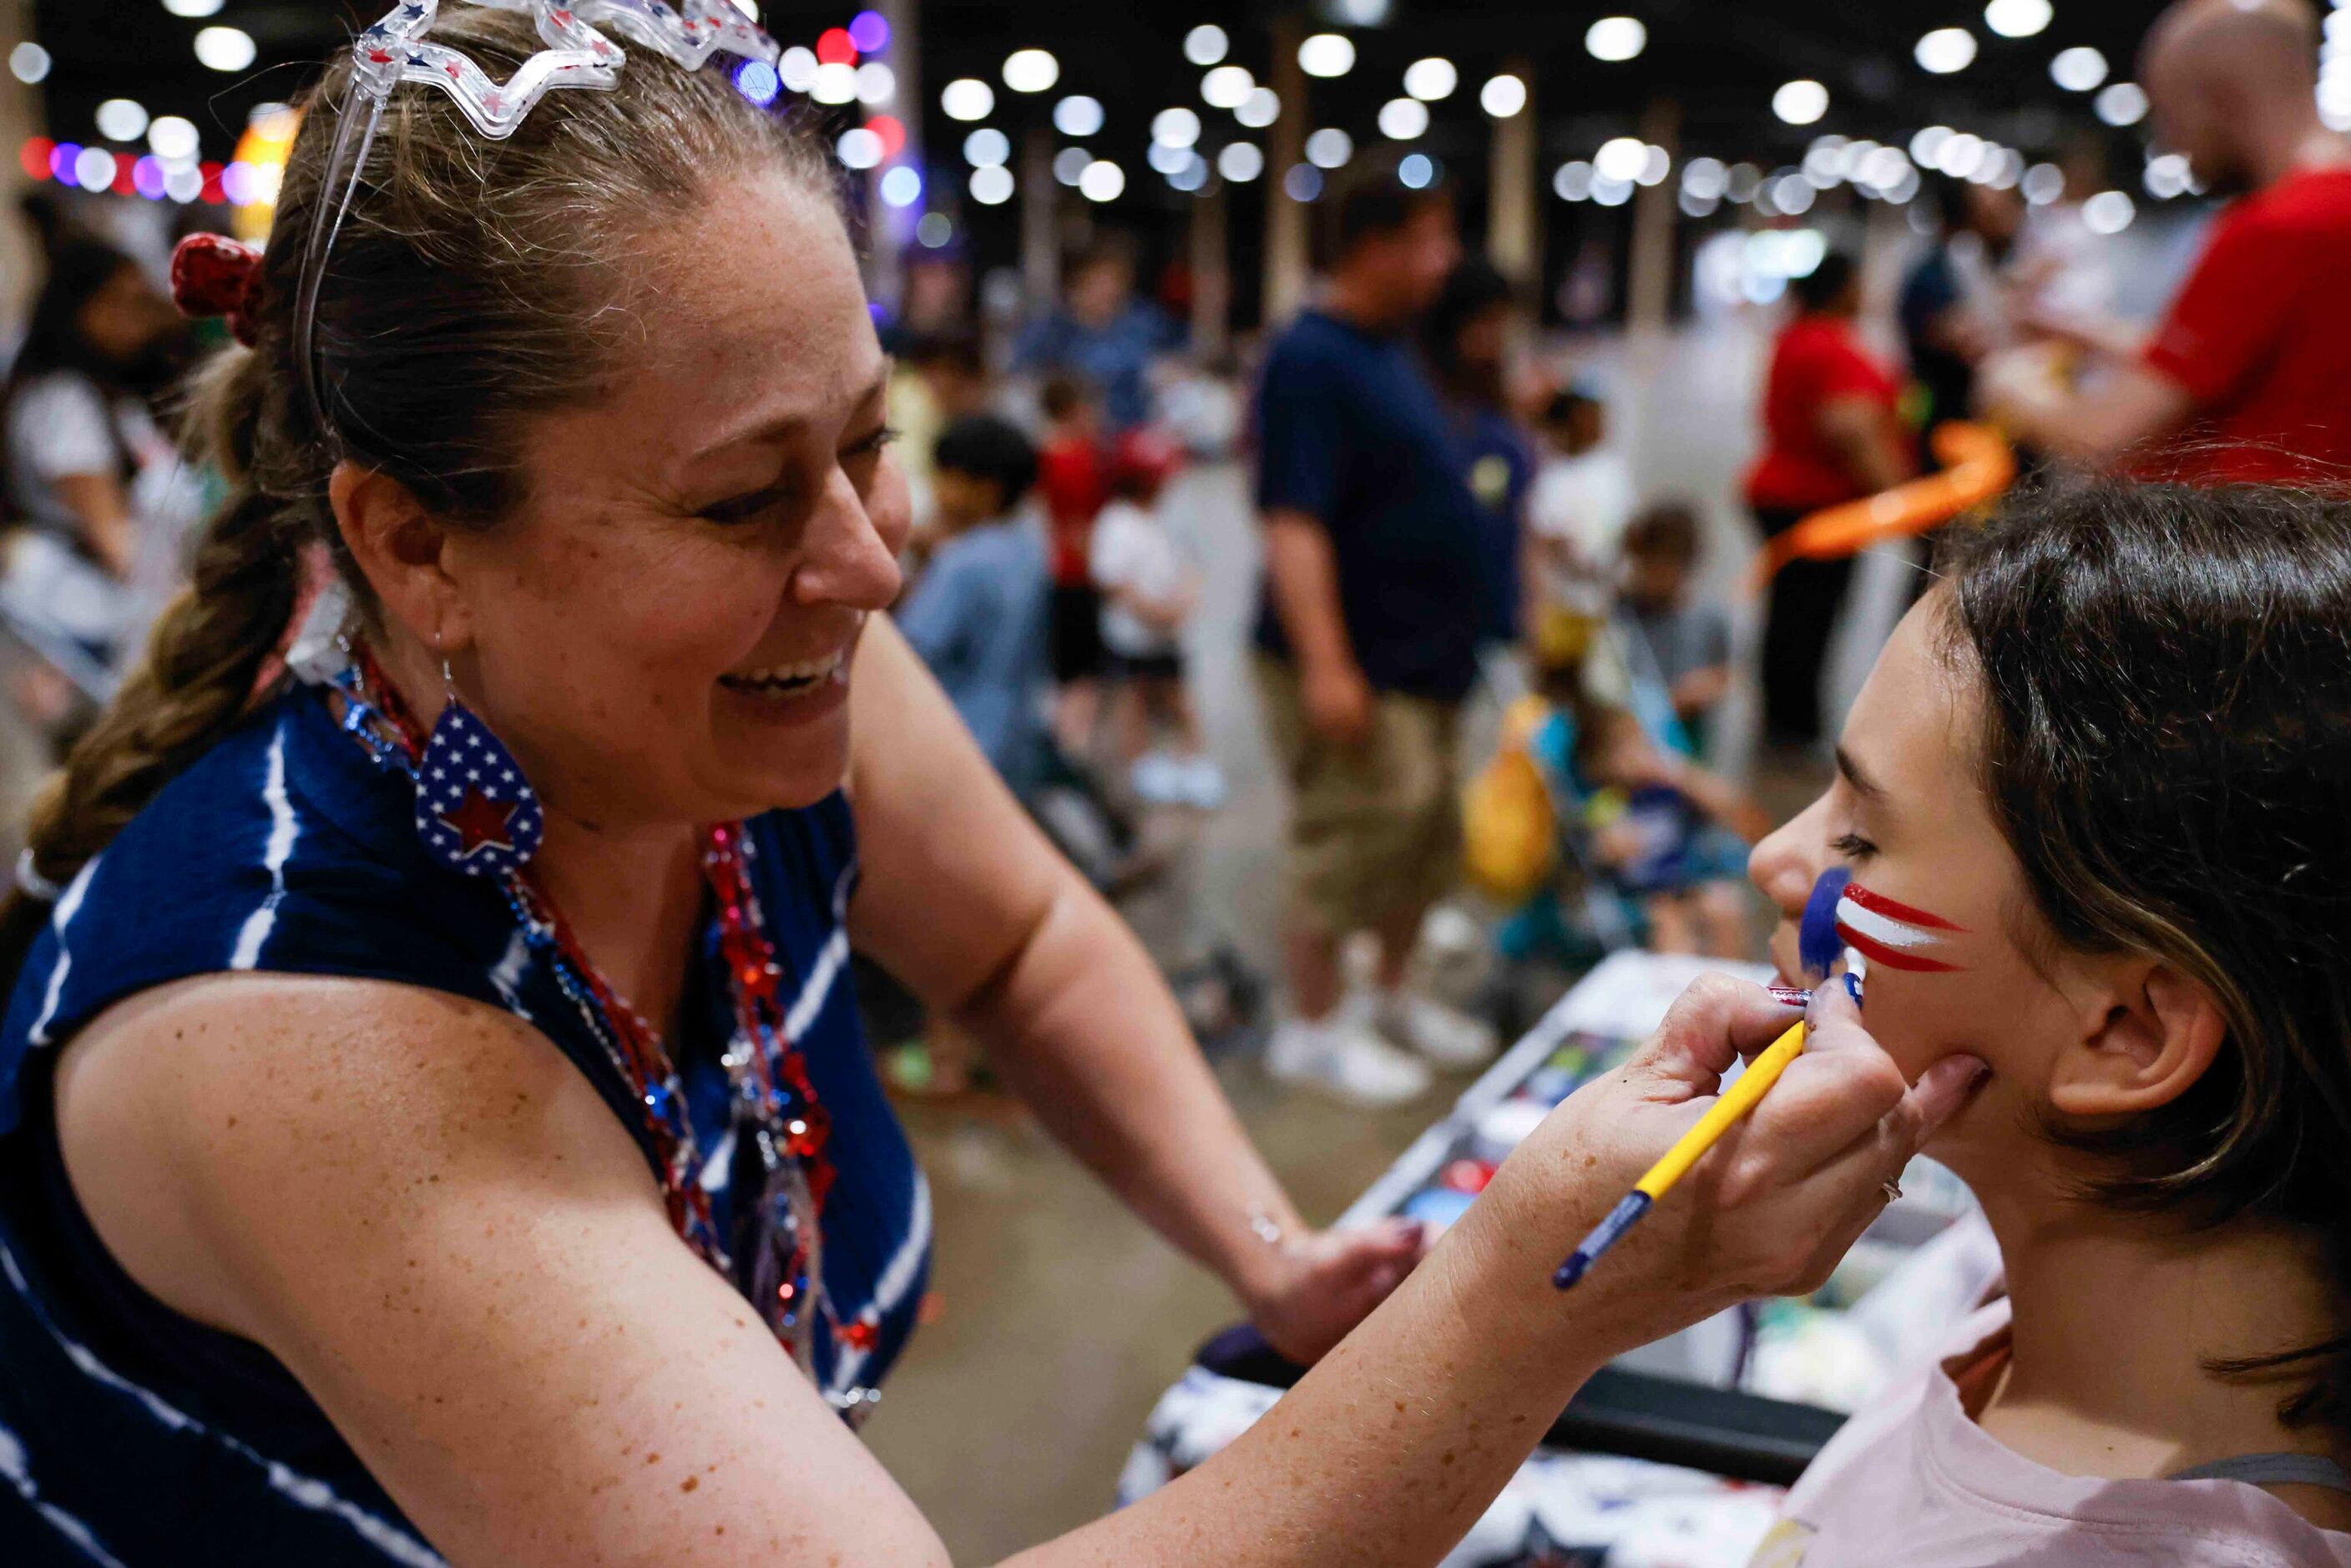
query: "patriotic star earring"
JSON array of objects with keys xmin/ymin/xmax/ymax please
[{"xmin": 414, "ymin": 659, "xmax": 544, "ymax": 877}]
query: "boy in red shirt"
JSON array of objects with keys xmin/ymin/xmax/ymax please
[{"xmin": 1036, "ymin": 375, "xmax": 1109, "ymax": 754}]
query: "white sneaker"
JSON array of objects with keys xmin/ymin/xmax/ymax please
[
  {"xmin": 1265, "ymin": 1013, "xmax": 1433, "ymax": 1106},
  {"xmin": 1375, "ymin": 989, "xmax": 1499, "ymax": 1069},
  {"xmin": 1179, "ymin": 756, "xmax": 1229, "ymax": 810},
  {"xmin": 1130, "ymin": 751, "xmax": 1188, "ymax": 805}
]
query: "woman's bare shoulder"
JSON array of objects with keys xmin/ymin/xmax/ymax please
[{"xmin": 53, "ymin": 969, "xmax": 647, "ymax": 1341}]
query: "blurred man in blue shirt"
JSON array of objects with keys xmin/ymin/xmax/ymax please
[{"xmin": 1252, "ymin": 155, "xmax": 1499, "ymax": 1106}]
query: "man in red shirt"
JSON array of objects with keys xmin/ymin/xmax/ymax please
[
  {"xmin": 1744, "ymin": 253, "xmax": 1913, "ymax": 746},
  {"xmin": 1988, "ymin": 0, "xmax": 2351, "ymax": 483}
]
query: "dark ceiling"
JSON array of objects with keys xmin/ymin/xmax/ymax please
[{"xmin": 31, "ymin": 1, "xmax": 2168, "ymax": 177}]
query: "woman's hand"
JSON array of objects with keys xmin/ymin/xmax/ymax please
[
  {"xmin": 1241, "ymin": 1217, "xmax": 1428, "ymax": 1364},
  {"xmin": 1459, "ymin": 974, "xmax": 1984, "ymax": 1366}
]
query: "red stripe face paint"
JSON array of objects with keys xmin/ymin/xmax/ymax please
[{"xmin": 1834, "ymin": 883, "xmax": 1969, "ymax": 974}]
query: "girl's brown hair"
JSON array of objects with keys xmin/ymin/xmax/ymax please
[
  {"xmin": 1944, "ymin": 477, "xmax": 2351, "ymax": 1430},
  {"xmin": 1, "ymin": 6, "xmax": 831, "ymax": 986}
]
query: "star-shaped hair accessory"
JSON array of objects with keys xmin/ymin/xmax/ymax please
[
  {"xmin": 413, "ymin": 695, "xmax": 544, "ymax": 877},
  {"xmin": 351, "ymin": 0, "xmax": 780, "ymax": 141}
]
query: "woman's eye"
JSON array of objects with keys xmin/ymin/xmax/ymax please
[
  {"xmin": 1828, "ymin": 832, "xmax": 1878, "ymax": 862},
  {"xmin": 699, "ymin": 486, "xmax": 787, "ymax": 525}
]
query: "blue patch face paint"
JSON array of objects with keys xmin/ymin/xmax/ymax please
[{"xmin": 1798, "ymin": 866, "xmax": 1853, "ymax": 982}]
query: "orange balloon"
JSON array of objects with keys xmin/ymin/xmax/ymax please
[{"xmin": 1750, "ymin": 422, "xmax": 2017, "ymax": 592}]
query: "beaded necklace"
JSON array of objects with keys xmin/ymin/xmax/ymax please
[{"xmin": 328, "ymin": 645, "xmax": 852, "ymax": 1384}]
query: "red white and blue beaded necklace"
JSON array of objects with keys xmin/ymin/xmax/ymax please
[{"xmin": 327, "ymin": 642, "xmax": 882, "ymax": 1396}]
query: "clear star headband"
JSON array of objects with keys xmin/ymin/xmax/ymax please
[{"xmin": 295, "ymin": 0, "xmax": 782, "ymax": 427}]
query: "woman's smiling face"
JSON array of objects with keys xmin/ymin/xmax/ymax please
[
  {"xmin": 434, "ymin": 171, "xmax": 911, "ymax": 831},
  {"xmin": 1748, "ymin": 592, "xmax": 2079, "ymax": 1176}
]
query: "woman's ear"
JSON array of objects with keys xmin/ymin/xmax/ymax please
[
  {"xmin": 328, "ymin": 461, "xmax": 472, "ymax": 652},
  {"xmin": 2047, "ymin": 960, "xmax": 2227, "ymax": 1118}
]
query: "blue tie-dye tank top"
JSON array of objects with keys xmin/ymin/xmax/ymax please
[{"xmin": 0, "ymin": 683, "xmax": 931, "ymax": 1565}]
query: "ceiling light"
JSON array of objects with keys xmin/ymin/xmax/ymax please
[
  {"xmin": 1480, "ymin": 73, "xmax": 1528, "ymax": 118},
  {"xmin": 1306, "ymin": 128, "xmax": 1353, "ymax": 168},
  {"xmin": 1983, "ymin": 0, "xmax": 2052, "ymax": 38},
  {"xmin": 1773, "ymin": 79, "xmax": 1828, "ymax": 124},
  {"xmin": 2083, "ymin": 189, "xmax": 2135, "ymax": 233},
  {"xmin": 1403, "ymin": 58, "xmax": 1457, "ymax": 100},
  {"xmin": 1595, "ymin": 136, "xmax": 1646, "ymax": 183},
  {"xmin": 2095, "ymin": 82, "xmax": 2147, "ymax": 125},
  {"xmin": 148, "ymin": 115, "xmax": 200, "ymax": 161},
  {"xmin": 96, "ymin": 99, "xmax": 150, "ymax": 143},
  {"xmin": 1152, "ymin": 107, "xmax": 1201, "ymax": 148},
  {"xmin": 1916, "ymin": 28, "xmax": 1978, "ymax": 73},
  {"xmin": 1079, "ymin": 159, "xmax": 1125, "ymax": 202},
  {"xmin": 1003, "ymin": 48, "xmax": 1058, "ymax": 93},
  {"xmin": 1184, "ymin": 24, "xmax": 1228, "ymax": 66},
  {"xmin": 969, "ymin": 165, "xmax": 1014, "ymax": 205},
  {"xmin": 1298, "ymin": 33, "xmax": 1356, "ymax": 78},
  {"xmin": 1586, "ymin": 17, "xmax": 1647, "ymax": 62},
  {"xmin": 2050, "ymin": 46, "xmax": 2107, "ymax": 92},
  {"xmin": 942, "ymin": 78, "xmax": 994, "ymax": 120},
  {"xmin": 1378, "ymin": 98, "xmax": 1428, "ymax": 139},
  {"xmin": 194, "ymin": 25, "xmax": 256, "ymax": 73},
  {"xmin": 1202, "ymin": 65, "xmax": 1255, "ymax": 109}
]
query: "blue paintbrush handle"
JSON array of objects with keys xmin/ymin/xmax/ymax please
[{"xmin": 1552, "ymin": 1190, "xmax": 1653, "ymax": 1290}]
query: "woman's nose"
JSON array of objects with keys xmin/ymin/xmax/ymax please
[
  {"xmin": 1750, "ymin": 791, "xmax": 1833, "ymax": 915},
  {"xmin": 794, "ymin": 470, "xmax": 904, "ymax": 611}
]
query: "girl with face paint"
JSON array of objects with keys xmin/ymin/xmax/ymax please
[{"xmin": 1747, "ymin": 480, "xmax": 2351, "ymax": 1565}]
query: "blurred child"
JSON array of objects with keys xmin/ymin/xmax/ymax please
[
  {"xmin": 896, "ymin": 415, "xmax": 1049, "ymax": 797},
  {"xmin": 1524, "ymin": 383, "xmax": 1636, "ymax": 680},
  {"xmin": 1090, "ymin": 428, "xmax": 1224, "ymax": 808},
  {"xmin": 1035, "ymin": 374, "xmax": 1109, "ymax": 756},
  {"xmin": 1618, "ymin": 501, "xmax": 1732, "ymax": 756},
  {"xmin": 1572, "ymin": 695, "xmax": 1764, "ymax": 959}
]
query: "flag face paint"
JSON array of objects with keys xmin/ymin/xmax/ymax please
[{"xmin": 1834, "ymin": 883, "xmax": 1966, "ymax": 973}]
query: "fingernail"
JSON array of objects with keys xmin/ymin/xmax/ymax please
[
  {"xmin": 1768, "ymin": 984, "xmax": 1810, "ymax": 1007},
  {"xmin": 1843, "ymin": 973, "xmax": 1864, "ymax": 1006}
]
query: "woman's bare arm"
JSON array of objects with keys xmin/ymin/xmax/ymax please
[{"xmin": 53, "ymin": 471, "xmax": 138, "ymax": 578}]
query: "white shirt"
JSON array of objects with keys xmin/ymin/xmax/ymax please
[
  {"xmin": 1090, "ymin": 498, "xmax": 1187, "ymax": 659},
  {"xmin": 1527, "ymin": 448, "xmax": 1636, "ymax": 609}
]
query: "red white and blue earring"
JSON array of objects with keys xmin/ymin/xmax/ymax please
[{"xmin": 415, "ymin": 659, "xmax": 543, "ymax": 878}]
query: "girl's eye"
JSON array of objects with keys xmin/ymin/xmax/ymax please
[
  {"xmin": 1829, "ymin": 832, "xmax": 1878, "ymax": 862},
  {"xmin": 847, "ymin": 423, "xmax": 902, "ymax": 459}
]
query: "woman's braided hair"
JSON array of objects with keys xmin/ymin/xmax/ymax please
[{"xmin": 1, "ymin": 5, "xmax": 831, "ymax": 985}]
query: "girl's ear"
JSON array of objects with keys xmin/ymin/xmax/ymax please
[{"xmin": 2047, "ymin": 960, "xmax": 2227, "ymax": 1118}]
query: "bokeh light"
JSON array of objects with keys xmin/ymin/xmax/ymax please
[
  {"xmin": 941, "ymin": 78, "xmax": 995, "ymax": 120},
  {"xmin": 964, "ymin": 128, "xmax": 1010, "ymax": 167},
  {"xmin": 1218, "ymin": 143, "xmax": 1264, "ymax": 182},
  {"xmin": 1480, "ymin": 73, "xmax": 1527, "ymax": 118},
  {"xmin": 2051, "ymin": 47, "xmax": 2108, "ymax": 92},
  {"xmin": 1184, "ymin": 24, "xmax": 1229, "ymax": 66},
  {"xmin": 1983, "ymin": 0, "xmax": 2052, "ymax": 38},
  {"xmin": 1378, "ymin": 98, "xmax": 1429, "ymax": 139},
  {"xmin": 1915, "ymin": 28, "xmax": 1977, "ymax": 73},
  {"xmin": 1298, "ymin": 34, "xmax": 1356, "ymax": 78},
  {"xmin": 1403, "ymin": 58, "xmax": 1457, "ymax": 100},
  {"xmin": 1585, "ymin": 17, "xmax": 1646, "ymax": 62},
  {"xmin": 1773, "ymin": 79, "xmax": 1828, "ymax": 124}
]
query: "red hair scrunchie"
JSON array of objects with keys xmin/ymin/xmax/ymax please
[{"xmin": 169, "ymin": 232, "xmax": 265, "ymax": 348}]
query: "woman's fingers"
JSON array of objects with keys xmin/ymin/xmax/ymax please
[{"xmin": 1626, "ymin": 974, "xmax": 1812, "ymax": 1096}]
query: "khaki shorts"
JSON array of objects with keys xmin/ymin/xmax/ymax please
[{"xmin": 1255, "ymin": 656, "xmax": 1463, "ymax": 936}]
